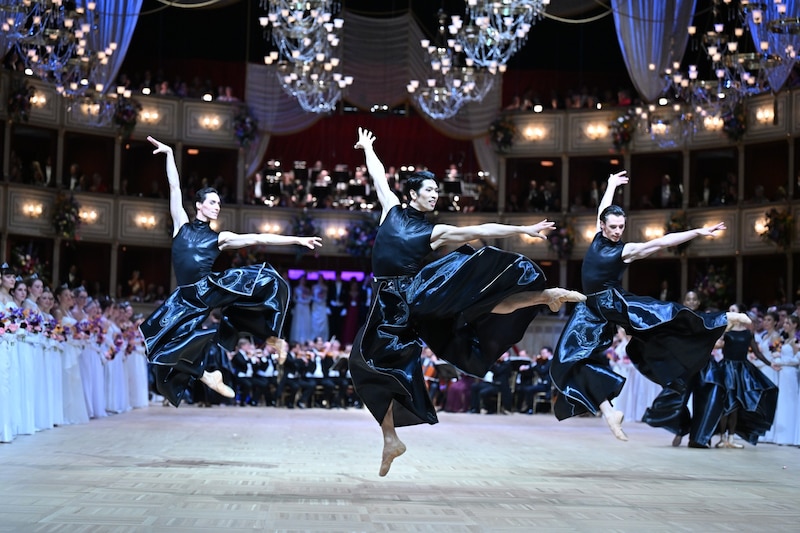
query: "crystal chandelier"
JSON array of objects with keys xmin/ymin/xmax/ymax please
[
  {"xmin": 743, "ymin": 0, "xmax": 800, "ymax": 94},
  {"xmin": 261, "ymin": 1, "xmax": 352, "ymax": 114},
  {"xmin": 448, "ymin": 0, "xmax": 550, "ymax": 69},
  {"xmin": 408, "ymin": 9, "xmax": 501, "ymax": 120}
]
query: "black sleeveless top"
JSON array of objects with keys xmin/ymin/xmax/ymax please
[
  {"xmin": 722, "ymin": 329, "xmax": 752, "ymax": 362},
  {"xmin": 372, "ymin": 205, "xmax": 433, "ymax": 277},
  {"xmin": 581, "ymin": 232, "xmax": 627, "ymax": 294},
  {"xmin": 172, "ymin": 220, "xmax": 220, "ymax": 286}
]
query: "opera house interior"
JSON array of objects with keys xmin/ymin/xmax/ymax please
[{"xmin": 1, "ymin": 2, "xmax": 800, "ymax": 532}]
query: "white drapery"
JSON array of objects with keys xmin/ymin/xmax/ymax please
[
  {"xmin": 244, "ymin": 8, "xmax": 501, "ymax": 177},
  {"xmin": 90, "ymin": 0, "xmax": 143, "ymax": 95},
  {"xmin": 611, "ymin": 0, "xmax": 696, "ymax": 103}
]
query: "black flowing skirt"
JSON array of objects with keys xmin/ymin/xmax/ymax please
[
  {"xmin": 551, "ymin": 288, "xmax": 727, "ymax": 421},
  {"xmin": 349, "ymin": 245, "xmax": 546, "ymax": 428},
  {"xmin": 721, "ymin": 359, "xmax": 778, "ymax": 444},
  {"xmin": 139, "ymin": 263, "xmax": 290, "ymax": 406}
]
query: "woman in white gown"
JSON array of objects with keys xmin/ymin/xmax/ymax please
[
  {"xmin": 611, "ymin": 327, "xmax": 661, "ymax": 422},
  {"xmin": 104, "ymin": 301, "xmax": 130, "ymax": 414},
  {"xmin": 121, "ymin": 306, "xmax": 149, "ymax": 409},
  {"xmin": 771, "ymin": 315, "xmax": 799, "ymax": 445},
  {"xmin": 38, "ymin": 288, "xmax": 64, "ymax": 427},
  {"xmin": 753, "ymin": 311, "xmax": 782, "ymax": 443},
  {"xmin": 289, "ymin": 274, "xmax": 313, "ymax": 344},
  {"xmin": 11, "ymin": 280, "xmax": 37, "ymax": 435},
  {"xmin": 53, "ymin": 286, "xmax": 90, "ymax": 425},
  {"xmin": 80, "ymin": 299, "xmax": 107, "ymax": 419},
  {"xmin": 0, "ymin": 263, "xmax": 18, "ymax": 442},
  {"xmin": 310, "ymin": 275, "xmax": 330, "ymax": 341}
]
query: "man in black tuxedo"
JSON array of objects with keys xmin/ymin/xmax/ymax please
[
  {"xmin": 469, "ymin": 352, "xmax": 514, "ymax": 414},
  {"xmin": 519, "ymin": 346, "xmax": 554, "ymax": 414},
  {"xmin": 251, "ymin": 345, "xmax": 279, "ymax": 406},
  {"xmin": 230, "ymin": 338, "xmax": 256, "ymax": 406},
  {"xmin": 298, "ymin": 337, "xmax": 336, "ymax": 408},
  {"xmin": 327, "ymin": 272, "xmax": 347, "ymax": 339},
  {"xmin": 652, "ymin": 174, "xmax": 682, "ymax": 209}
]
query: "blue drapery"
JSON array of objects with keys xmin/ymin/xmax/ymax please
[
  {"xmin": 89, "ymin": 0, "xmax": 143, "ymax": 95},
  {"xmin": 612, "ymin": 0, "xmax": 697, "ymax": 103},
  {"xmin": 745, "ymin": 0, "xmax": 800, "ymax": 93}
]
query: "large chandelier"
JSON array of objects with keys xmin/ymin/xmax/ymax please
[
  {"xmin": 408, "ymin": 9, "xmax": 501, "ymax": 120},
  {"xmin": 448, "ymin": 0, "xmax": 549, "ymax": 69},
  {"xmin": 261, "ymin": 0, "xmax": 352, "ymax": 114}
]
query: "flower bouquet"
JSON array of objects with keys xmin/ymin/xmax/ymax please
[
  {"xmin": 547, "ymin": 224, "xmax": 574, "ymax": 259},
  {"xmin": 114, "ymin": 97, "xmax": 142, "ymax": 140},
  {"xmin": 693, "ymin": 263, "xmax": 733, "ymax": 311},
  {"xmin": 51, "ymin": 192, "xmax": 81, "ymax": 240},
  {"xmin": 665, "ymin": 210, "xmax": 691, "ymax": 255},
  {"xmin": 489, "ymin": 114, "xmax": 517, "ymax": 153},
  {"xmin": 722, "ymin": 102, "xmax": 746, "ymax": 142},
  {"xmin": 760, "ymin": 208, "xmax": 793, "ymax": 250},
  {"xmin": 233, "ymin": 106, "xmax": 258, "ymax": 148},
  {"xmin": 611, "ymin": 110, "xmax": 636, "ymax": 152},
  {"xmin": 7, "ymin": 79, "xmax": 34, "ymax": 123},
  {"xmin": 339, "ymin": 214, "xmax": 379, "ymax": 258}
]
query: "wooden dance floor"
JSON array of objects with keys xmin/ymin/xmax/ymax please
[{"xmin": 1, "ymin": 405, "xmax": 798, "ymax": 532}]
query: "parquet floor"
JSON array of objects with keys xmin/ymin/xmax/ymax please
[{"xmin": 1, "ymin": 404, "xmax": 798, "ymax": 532}]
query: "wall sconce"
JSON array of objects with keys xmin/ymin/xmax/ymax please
[
  {"xmin": 755, "ymin": 106, "xmax": 774, "ymax": 125},
  {"xmin": 326, "ymin": 226, "xmax": 347, "ymax": 238},
  {"xmin": 261, "ymin": 223, "xmax": 283, "ymax": 234},
  {"xmin": 199, "ymin": 114, "xmax": 222, "ymax": 130},
  {"xmin": 584, "ymin": 122, "xmax": 608, "ymax": 140},
  {"xmin": 583, "ymin": 227, "xmax": 596, "ymax": 242},
  {"xmin": 523, "ymin": 126, "xmax": 546, "ymax": 141},
  {"xmin": 644, "ymin": 226, "xmax": 664, "ymax": 239},
  {"xmin": 520, "ymin": 233, "xmax": 544, "ymax": 244},
  {"xmin": 140, "ymin": 108, "xmax": 160, "ymax": 124},
  {"xmin": 209, "ymin": 220, "xmax": 219, "ymax": 231},
  {"xmin": 79, "ymin": 209, "xmax": 98, "ymax": 224},
  {"xmin": 30, "ymin": 91, "xmax": 47, "ymax": 108},
  {"xmin": 135, "ymin": 214, "xmax": 157, "ymax": 229},
  {"xmin": 23, "ymin": 202, "xmax": 43, "ymax": 217},
  {"xmin": 703, "ymin": 115, "xmax": 724, "ymax": 131},
  {"xmin": 754, "ymin": 217, "xmax": 767, "ymax": 235},
  {"xmin": 650, "ymin": 120, "xmax": 669, "ymax": 136}
]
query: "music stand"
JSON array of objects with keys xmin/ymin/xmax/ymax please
[
  {"xmin": 333, "ymin": 170, "xmax": 350, "ymax": 183},
  {"xmin": 434, "ymin": 362, "xmax": 458, "ymax": 382},
  {"xmin": 443, "ymin": 180, "xmax": 463, "ymax": 195},
  {"xmin": 347, "ymin": 184, "xmax": 366, "ymax": 197},
  {"xmin": 294, "ymin": 168, "xmax": 309, "ymax": 182},
  {"xmin": 311, "ymin": 185, "xmax": 331, "ymax": 199}
]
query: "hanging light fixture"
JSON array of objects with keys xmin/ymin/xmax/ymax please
[
  {"xmin": 448, "ymin": 0, "xmax": 549, "ymax": 69},
  {"xmin": 408, "ymin": 9, "xmax": 501, "ymax": 120},
  {"xmin": 261, "ymin": 1, "xmax": 352, "ymax": 114}
]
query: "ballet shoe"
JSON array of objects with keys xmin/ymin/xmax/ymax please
[
  {"xmin": 604, "ymin": 410, "xmax": 628, "ymax": 441},
  {"xmin": 200, "ymin": 370, "xmax": 235, "ymax": 398},
  {"xmin": 714, "ymin": 436, "xmax": 726, "ymax": 448},
  {"xmin": 545, "ymin": 288, "xmax": 587, "ymax": 312},
  {"xmin": 672, "ymin": 434, "xmax": 683, "ymax": 447}
]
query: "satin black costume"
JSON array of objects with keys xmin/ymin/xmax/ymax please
[
  {"xmin": 140, "ymin": 220, "xmax": 289, "ymax": 406},
  {"xmin": 349, "ymin": 205, "xmax": 546, "ymax": 427},
  {"xmin": 551, "ymin": 233, "xmax": 727, "ymax": 420},
  {"xmin": 716, "ymin": 330, "xmax": 777, "ymax": 444}
]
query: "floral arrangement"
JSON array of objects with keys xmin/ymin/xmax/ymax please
[
  {"xmin": 339, "ymin": 214, "xmax": 379, "ymax": 258},
  {"xmin": 114, "ymin": 97, "xmax": 142, "ymax": 140},
  {"xmin": 547, "ymin": 224, "xmax": 574, "ymax": 259},
  {"xmin": 11, "ymin": 242, "xmax": 48, "ymax": 280},
  {"xmin": 230, "ymin": 247, "xmax": 259, "ymax": 268},
  {"xmin": 489, "ymin": 114, "xmax": 517, "ymax": 153},
  {"xmin": 233, "ymin": 106, "xmax": 258, "ymax": 148},
  {"xmin": 693, "ymin": 262, "xmax": 733, "ymax": 311},
  {"xmin": 665, "ymin": 210, "xmax": 691, "ymax": 255},
  {"xmin": 722, "ymin": 102, "xmax": 747, "ymax": 142},
  {"xmin": 51, "ymin": 192, "xmax": 81, "ymax": 240},
  {"xmin": 760, "ymin": 208, "xmax": 793, "ymax": 249},
  {"xmin": 292, "ymin": 209, "xmax": 319, "ymax": 237},
  {"xmin": 7, "ymin": 79, "xmax": 34, "ymax": 123},
  {"xmin": 611, "ymin": 109, "xmax": 637, "ymax": 152}
]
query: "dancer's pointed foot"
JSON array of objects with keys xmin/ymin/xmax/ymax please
[
  {"xmin": 379, "ymin": 438, "xmax": 407, "ymax": 477},
  {"xmin": 543, "ymin": 288, "xmax": 586, "ymax": 312},
  {"xmin": 725, "ymin": 312, "xmax": 751, "ymax": 330},
  {"xmin": 200, "ymin": 370, "xmax": 235, "ymax": 398},
  {"xmin": 604, "ymin": 409, "xmax": 628, "ymax": 441},
  {"xmin": 727, "ymin": 434, "xmax": 744, "ymax": 449}
]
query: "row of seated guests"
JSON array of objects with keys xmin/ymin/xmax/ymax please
[
  {"xmin": 0, "ymin": 264, "xmax": 150, "ymax": 444},
  {"xmin": 215, "ymin": 336, "xmax": 359, "ymax": 410},
  {"xmin": 422, "ymin": 346, "xmax": 555, "ymax": 416}
]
